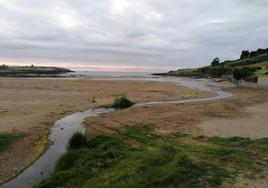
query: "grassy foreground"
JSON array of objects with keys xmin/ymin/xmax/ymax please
[
  {"xmin": 36, "ymin": 126, "xmax": 268, "ymax": 188},
  {"xmin": 0, "ymin": 133, "xmax": 18, "ymax": 152}
]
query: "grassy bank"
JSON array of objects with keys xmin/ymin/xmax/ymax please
[
  {"xmin": 154, "ymin": 52, "xmax": 268, "ymax": 82},
  {"xmin": 0, "ymin": 133, "xmax": 18, "ymax": 152},
  {"xmin": 36, "ymin": 126, "xmax": 268, "ymax": 188}
]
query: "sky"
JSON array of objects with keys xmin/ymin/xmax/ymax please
[{"xmin": 0, "ymin": 0, "xmax": 267, "ymax": 72}]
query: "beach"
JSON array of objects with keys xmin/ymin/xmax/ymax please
[
  {"xmin": 84, "ymin": 82, "xmax": 268, "ymax": 188},
  {"xmin": 86, "ymin": 85, "xmax": 268, "ymax": 139},
  {"xmin": 0, "ymin": 77, "xmax": 268, "ymax": 187},
  {"xmin": 0, "ymin": 78, "xmax": 212, "ymax": 184}
]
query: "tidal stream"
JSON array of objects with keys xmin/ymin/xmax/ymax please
[{"xmin": 3, "ymin": 77, "xmax": 232, "ymax": 188}]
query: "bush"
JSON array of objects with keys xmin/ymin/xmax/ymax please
[
  {"xmin": 233, "ymin": 67, "xmax": 257, "ymax": 81},
  {"xmin": 196, "ymin": 66, "xmax": 232, "ymax": 77},
  {"xmin": 211, "ymin": 57, "xmax": 220, "ymax": 66},
  {"xmin": 244, "ymin": 75, "xmax": 259, "ymax": 83},
  {"xmin": 208, "ymin": 67, "xmax": 232, "ymax": 77},
  {"xmin": 0, "ymin": 64, "xmax": 8, "ymax": 70},
  {"xmin": 68, "ymin": 132, "xmax": 87, "ymax": 150},
  {"xmin": 233, "ymin": 69, "xmax": 243, "ymax": 82},
  {"xmin": 110, "ymin": 96, "xmax": 134, "ymax": 109}
]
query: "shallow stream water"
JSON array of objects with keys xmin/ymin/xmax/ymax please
[{"xmin": 2, "ymin": 77, "xmax": 232, "ymax": 188}]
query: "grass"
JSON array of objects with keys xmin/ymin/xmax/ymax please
[
  {"xmin": 0, "ymin": 133, "xmax": 18, "ymax": 152},
  {"xmin": 36, "ymin": 126, "xmax": 268, "ymax": 188},
  {"xmin": 169, "ymin": 55, "xmax": 268, "ymax": 80},
  {"xmin": 68, "ymin": 132, "xmax": 87, "ymax": 150},
  {"xmin": 108, "ymin": 96, "xmax": 135, "ymax": 109}
]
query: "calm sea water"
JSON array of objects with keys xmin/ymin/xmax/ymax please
[{"xmin": 62, "ymin": 71, "xmax": 157, "ymax": 80}]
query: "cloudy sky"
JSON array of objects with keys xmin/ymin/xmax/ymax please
[{"xmin": 0, "ymin": 0, "xmax": 267, "ymax": 72}]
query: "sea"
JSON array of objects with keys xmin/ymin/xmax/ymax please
[{"xmin": 61, "ymin": 71, "xmax": 159, "ymax": 80}]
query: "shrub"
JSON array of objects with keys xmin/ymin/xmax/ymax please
[
  {"xmin": 196, "ymin": 66, "xmax": 232, "ymax": 77},
  {"xmin": 244, "ymin": 75, "xmax": 259, "ymax": 83},
  {"xmin": 0, "ymin": 64, "xmax": 8, "ymax": 70},
  {"xmin": 68, "ymin": 132, "xmax": 87, "ymax": 150},
  {"xmin": 109, "ymin": 96, "xmax": 134, "ymax": 109},
  {"xmin": 211, "ymin": 57, "xmax": 220, "ymax": 66},
  {"xmin": 233, "ymin": 69, "xmax": 243, "ymax": 84},
  {"xmin": 208, "ymin": 67, "xmax": 232, "ymax": 77},
  {"xmin": 233, "ymin": 67, "xmax": 258, "ymax": 83}
]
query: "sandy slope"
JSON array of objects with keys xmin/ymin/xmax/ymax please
[{"xmin": 0, "ymin": 78, "xmax": 210, "ymax": 184}]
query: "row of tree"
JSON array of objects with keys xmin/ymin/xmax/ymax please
[
  {"xmin": 240, "ymin": 48, "xmax": 268, "ymax": 59},
  {"xmin": 0, "ymin": 64, "xmax": 9, "ymax": 70}
]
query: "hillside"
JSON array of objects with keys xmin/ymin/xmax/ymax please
[
  {"xmin": 154, "ymin": 48, "xmax": 268, "ymax": 83},
  {"xmin": 0, "ymin": 65, "xmax": 72, "ymax": 77}
]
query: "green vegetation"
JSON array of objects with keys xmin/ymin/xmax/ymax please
[
  {"xmin": 211, "ymin": 57, "xmax": 220, "ymax": 66},
  {"xmin": 232, "ymin": 67, "xmax": 261, "ymax": 83},
  {"xmin": 68, "ymin": 132, "xmax": 87, "ymax": 150},
  {"xmin": 0, "ymin": 133, "xmax": 18, "ymax": 152},
  {"xmin": 0, "ymin": 65, "xmax": 72, "ymax": 77},
  {"xmin": 196, "ymin": 66, "xmax": 232, "ymax": 78},
  {"xmin": 109, "ymin": 96, "xmax": 135, "ymax": 109},
  {"xmin": 240, "ymin": 48, "xmax": 268, "ymax": 59},
  {"xmin": 36, "ymin": 126, "xmax": 268, "ymax": 188},
  {"xmin": 155, "ymin": 47, "xmax": 268, "ymax": 83}
]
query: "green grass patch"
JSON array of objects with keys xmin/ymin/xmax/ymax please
[
  {"xmin": 68, "ymin": 132, "xmax": 87, "ymax": 150},
  {"xmin": 36, "ymin": 128, "xmax": 268, "ymax": 188},
  {"xmin": 0, "ymin": 132, "xmax": 18, "ymax": 152},
  {"xmin": 108, "ymin": 96, "xmax": 135, "ymax": 109},
  {"xmin": 123, "ymin": 126, "xmax": 160, "ymax": 143}
]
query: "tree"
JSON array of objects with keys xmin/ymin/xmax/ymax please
[
  {"xmin": 211, "ymin": 57, "xmax": 220, "ymax": 66},
  {"xmin": 0, "ymin": 64, "xmax": 8, "ymax": 70},
  {"xmin": 249, "ymin": 51, "xmax": 257, "ymax": 57},
  {"xmin": 257, "ymin": 48, "xmax": 265, "ymax": 56},
  {"xmin": 233, "ymin": 67, "xmax": 256, "ymax": 85},
  {"xmin": 240, "ymin": 50, "xmax": 250, "ymax": 59},
  {"xmin": 233, "ymin": 69, "xmax": 243, "ymax": 85}
]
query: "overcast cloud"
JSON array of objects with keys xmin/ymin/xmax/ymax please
[{"xmin": 0, "ymin": 0, "xmax": 267, "ymax": 71}]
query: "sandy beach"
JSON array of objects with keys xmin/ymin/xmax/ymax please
[
  {"xmin": 0, "ymin": 78, "xmax": 268, "ymax": 187},
  {"xmin": 0, "ymin": 78, "xmax": 212, "ymax": 184},
  {"xmin": 84, "ymin": 83, "xmax": 268, "ymax": 188},
  {"xmin": 86, "ymin": 85, "xmax": 268, "ymax": 138}
]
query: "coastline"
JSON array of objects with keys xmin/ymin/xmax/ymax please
[
  {"xmin": 2, "ymin": 77, "xmax": 233, "ymax": 187},
  {"xmin": 0, "ymin": 77, "xmax": 212, "ymax": 184},
  {"xmin": 1, "ymin": 75, "xmax": 268, "ymax": 187}
]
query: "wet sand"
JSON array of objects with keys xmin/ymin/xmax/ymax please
[{"xmin": 0, "ymin": 78, "xmax": 211, "ymax": 184}]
